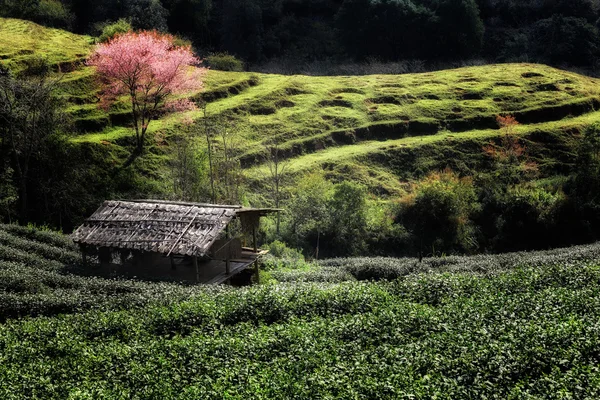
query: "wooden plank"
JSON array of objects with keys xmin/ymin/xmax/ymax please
[
  {"xmin": 80, "ymin": 201, "xmax": 122, "ymax": 242},
  {"xmin": 166, "ymin": 211, "xmax": 201, "ymax": 257},
  {"xmin": 203, "ymin": 260, "xmax": 254, "ymax": 285},
  {"xmin": 84, "ymin": 217, "xmax": 217, "ymax": 225},
  {"xmin": 123, "ymin": 204, "xmax": 159, "ymax": 244}
]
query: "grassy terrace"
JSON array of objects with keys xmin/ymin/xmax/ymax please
[
  {"xmin": 0, "ymin": 18, "xmax": 92, "ymax": 70},
  {"xmin": 2, "ymin": 17, "xmax": 600, "ymax": 195}
]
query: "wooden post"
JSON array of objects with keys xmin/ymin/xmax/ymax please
[
  {"xmin": 120, "ymin": 250, "xmax": 128, "ymax": 265},
  {"xmin": 252, "ymin": 226, "xmax": 257, "ymax": 253},
  {"xmin": 99, "ymin": 246, "xmax": 111, "ymax": 269},
  {"xmin": 255, "ymin": 261, "xmax": 260, "ymax": 285},
  {"xmin": 193, "ymin": 256, "xmax": 199, "ymax": 283},
  {"xmin": 170, "ymin": 255, "xmax": 176, "ymax": 270},
  {"xmin": 79, "ymin": 244, "xmax": 87, "ymax": 266},
  {"xmin": 225, "ymin": 224, "xmax": 231, "ymax": 275}
]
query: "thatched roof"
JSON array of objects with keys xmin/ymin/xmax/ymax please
[{"xmin": 72, "ymin": 200, "xmax": 241, "ymax": 257}]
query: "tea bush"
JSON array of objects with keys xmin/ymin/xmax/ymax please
[
  {"xmin": 3, "ymin": 225, "xmax": 600, "ymax": 397},
  {"xmin": 2, "ymin": 262, "xmax": 600, "ymax": 398},
  {"xmin": 314, "ymin": 242, "xmax": 600, "ymax": 282}
]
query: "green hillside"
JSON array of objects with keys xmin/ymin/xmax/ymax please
[
  {"xmin": 2, "ymin": 18, "xmax": 599, "ymax": 198},
  {"xmin": 0, "ymin": 18, "xmax": 92, "ymax": 70}
]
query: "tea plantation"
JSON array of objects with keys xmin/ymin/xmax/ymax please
[{"xmin": 2, "ymin": 224, "xmax": 600, "ymax": 398}]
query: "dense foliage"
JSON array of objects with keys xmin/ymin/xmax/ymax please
[
  {"xmin": 2, "ymin": 0, "xmax": 600, "ymax": 70},
  {"xmin": 2, "ymin": 225, "xmax": 600, "ymax": 397},
  {"xmin": 0, "ymin": 224, "xmax": 215, "ymax": 320}
]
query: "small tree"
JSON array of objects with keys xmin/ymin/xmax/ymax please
[
  {"xmin": 170, "ymin": 133, "xmax": 209, "ymax": 202},
  {"xmin": 283, "ymin": 172, "xmax": 333, "ymax": 258},
  {"xmin": 264, "ymin": 142, "xmax": 289, "ymax": 234},
  {"xmin": 87, "ymin": 31, "xmax": 207, "ymax": 166},
  {"xmin": 398, "ymin": 169, "xmax": 479, "ymax": 260},
  {"xmin": 215, "ymin": 123, "xmax": 244, "ymax": 204},
  {"xmin": 0, "ymin": 74, "xmax": 65, "ymax": 222},
  {"xmin": 482, "ymin": 114, "xmax": 538, "ymax": 187},
  {"xmin": 327, "ymin": 182, "xmax": 369, "ymax": 256}
]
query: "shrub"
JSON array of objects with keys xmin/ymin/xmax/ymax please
[
  {"xmin": 97, "ymin": 19, "xmax": 132, "ymax": 43},
  {"xmin": 397, "ymin": 169, "xmax": 479, "ymax": 258},
  {"xmin": 262, "ymin": 242, "xmax": 308, "ymax": 271},
  {"xmin": 18, "ymin": 56, "xmax": 51, "ymax": 77},
  {"xmin": 204, "ymin": 52, "xmax": 244, "ymax": 71},
  {"xmin": 36, "ymin": 0, "xmax": 73, "ymax": 28}
]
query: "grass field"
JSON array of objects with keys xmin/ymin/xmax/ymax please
[{"xmin": 2, "ymin": 225, "xmax": 600, "ymax": 398}]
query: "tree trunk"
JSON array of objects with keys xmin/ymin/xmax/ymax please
[
  {"xmin": 315, "ymin": 230, "xmax": 320, "ymax": 260},
  {"xmin": 18, "ymin": 179, "xmax": 27, "ymax": 223},
  {"xmin": 121, "ymin": 145, "xmax": 143, "ymax": 169}
]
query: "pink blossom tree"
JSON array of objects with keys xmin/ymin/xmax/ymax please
[{"xmin": 87, "ymin": 31, "xmax": 207, "ymax": 166}]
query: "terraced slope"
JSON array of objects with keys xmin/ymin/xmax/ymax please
[
  {"xmin": 3, "ymin": 18, "xmax": 600, "ymax": 195},
  {"xmin": 0, "ymin": 18, "xmax": 91, "ymax": 70}
]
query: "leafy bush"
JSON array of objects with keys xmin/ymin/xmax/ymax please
[
  {"xmin": 97, "ymin": 19, "xmax": 132, "ymax": 43},
  {"xmin": 204, "ymin": 52, "xmax": 244, "ymax": 71},
  {"xmin": 3, "ymin": 260, "xmax": 600, "ymax": 397},
  {"xmin": 3, "ymin": 226, "xmax": 600, "ymax": 396},
  {"xmin": 36, "ymin": 0, "xmax": 73, "ymax": 28},
  {"xmin": 397, "ymin": 169, "xmax": 479, "ymax": 257},
  {"xmin": 312, "ymin": 241, "xmax": 600, "ymax": 283},
  {"xmin": 18, "ymin": 56, "xmax": 51, "ymax": 77}
]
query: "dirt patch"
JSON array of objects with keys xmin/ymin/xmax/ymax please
[
  {"xmin": 109, "ymin": 111, "xmax": 131, "ymax": 126},
  {"xmin": 409, "ymin": 120, "xmax": 439, "ymax": 134},
  {"xmin": 330, "ymin": 87, "xmax": 365, "ymax": 95},
  {"xmin": 319, "ymin": 99, "xmax": 353, "ymax": 108},
  {"xmin": 514, "ymin": 97, "xmax": 600, "ymax": 124},
  {"xmin": 461, "ymin": 91, "xmax": 485, "ymax": 100},
  {"xmin": 275, "ymin": 100, "xmax": 295, "ymax": 108},
  {"xmin": 458, "ymin": 77, "xmax": 479, "ymax": 83},
  {"xmin": 534, "ymin": 83, "xmax": 559, "ymax": 92},
  {"xmin": 368, "ymin": 95, "xmax": 415, "ymax": 105},
  {"xmin": 54, "ymin": 59, "xmax": 84, "ymax": 73},
  {"xmin": 494, "ymin": 82, "xmax": 520, "ymax": 87},
  {"xmin": 285, "ymin": 87, "xmax": 309, "ymax": 96},
  {"xmin": 331, "ymin": 130, "xmax": 357, "ymax": 144},
  {"xmin": 198, "ymin": 79, "xmax": 254, "ymax": 103},
  {"xmin": 248, "ymin": 104, "xmax": 277, "ymax": 115},
  {"xmin": 74, "ymin": 116, "xmax": 110, "ymax": 132},
  {"xmin": 445, "ymin": 115, "xmax": 497, "ymax": 132},
  {"xmin": 378, "ymin": 84, "xmax": 404, "ymax": 88},
  {"xmin": 522, "ymin": 72, "xmax": 544, "ymax": 78}
]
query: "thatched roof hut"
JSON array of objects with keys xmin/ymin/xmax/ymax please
[
  {"xmin": 72, "ymin": 200, "xmax": 241, "ymax": 257},
  {"xmin": 72, "ymin": 200, "xmax": 277, "ymax": 284}
]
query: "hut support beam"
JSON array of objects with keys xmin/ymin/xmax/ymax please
[
  {"xmin": 170, "ymin": 255, "xmax": 176, "ymax": 270},
  {"xmin": 252, "ymin": 226, "xmax": 257, "ymax": 253},
  {"xmin": 193, "ymin": 256, "xmax": 199, "ymax": 282},
  {"xmin": 255, "ymin": 261, "xmax": 260, "ymax": 284},
  {"xmin": 99, "ymin": 247, "xmax": 111, "ymax": 269},
  {"xmin": 119, "ymin": 250, "xmax": 128, "ymax": 265},
  {"xmin": 79, "ymin": 244, "xmax": 87, "ymax": 266}
]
